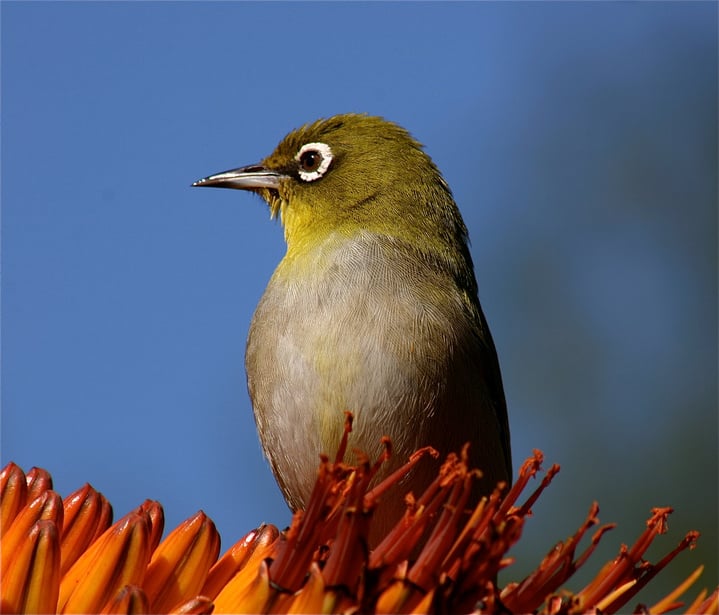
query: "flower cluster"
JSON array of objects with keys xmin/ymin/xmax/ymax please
[{"xmin": 1, "ymin": 417, "xmax": 716, "ymax": 613}]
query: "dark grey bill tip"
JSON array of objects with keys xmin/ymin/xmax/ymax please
[{"xmin": 191, "ymin": 165, "xmax": 285, "ymax": 190}]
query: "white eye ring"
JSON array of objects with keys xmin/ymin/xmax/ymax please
[{"xmin": 295, "ymin": 142, "xmax": 333, "ymax": 182}]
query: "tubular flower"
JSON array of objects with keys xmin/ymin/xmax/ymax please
[{"xmin": 1, "ymin": 421, "xmax": 716, "ymax": 613}]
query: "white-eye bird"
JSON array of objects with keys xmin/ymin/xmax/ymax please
[{"xmin": 193, "ymin": 114, "xmax": 511, "ymax": 545}]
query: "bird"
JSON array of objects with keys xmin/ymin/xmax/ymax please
[{"xmin": 193, "ymin": 114, "xmax": 511, "ymax": 546}]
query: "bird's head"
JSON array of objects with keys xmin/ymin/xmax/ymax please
[{"xmin": 193, "ymin": 114, "xmax": 469, "ymax": 256}]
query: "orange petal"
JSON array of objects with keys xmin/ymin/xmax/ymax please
[
  {"xmin": 206, "ymin": 523, "xmax": 279, "ymax": 611},
  {"xmin": 60, "ymin": 484, "xmax": 113, "ymax": 576},
  {"xmin": 138, "ymin": 500, "xmax": 165, "ymax": 554},
  {"xmin": 285, "ymin": 562, "xmax": 326, "ymax": 614},
  {"xmin": 25, "ymin": 467, "xmax": 53, "ymax": 501},
  {"xmin": 202, "ymin": 524, "xmax": 279, "ymax": 600},
  {"xmin": 1, "ymin": 490, "xmax": 64, "ymax": 578},
  {"xmin": 408, "ymin": 586, "xmax": 436, "ymax": 615},
  {"xmin": 375, "ymin": 578, "xmax": 417, "ymax": 615},
  {"xmin": 594, "ymin": 579, "xmax": 638, "ymax": 612},
  {"xmin": 59, "ymin": 510, "xmax": 151, "ymax": 613},
  {"xmin": 0, "ymin": 462, "xmax": 28, "ymax": 534},
  {"xmin": 213, "ymin": 557, "xmax": 273, "ymax": 613},
  {"xmin": 1, "ymin": 519, "xmax": 61, "ymax": 614},
  {"xmin": 689, "ymin": 587, "xmax": 719, "ymax": 614},
  {"xmin": 143, "ymin": 511, "xmax": 220, "ymax": 613},
  {"xmin": 649, "ymin": 565, "xmax": 705, "ymax": 615},
  {"xmin": 99, "ymin": 585, "xmax": 150, "ymax": 615},
  {"xmin": 168, "ymin": 596, "xmax": 215, "ymax": 615}
]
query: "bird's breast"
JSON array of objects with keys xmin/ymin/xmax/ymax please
[{"xmin": 245, "ymin": 233, "xmax": 482, "ymax": 507}]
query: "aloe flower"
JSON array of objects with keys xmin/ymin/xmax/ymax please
[{"xmin": 1, "ymin": 418, "xmax": 716, "ymax": 613}]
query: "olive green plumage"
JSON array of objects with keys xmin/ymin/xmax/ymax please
[{"xmin": 194, "ymin": 114, "xmax": 511, "ymax": 544}]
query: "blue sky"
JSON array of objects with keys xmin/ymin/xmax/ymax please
[{"xmin": 2, "ymin": 1, "xmax": 716, "ymax": 599}]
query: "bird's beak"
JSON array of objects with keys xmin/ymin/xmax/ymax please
[{"xmin": 192, "ymin": 164, "xmax": 287, "ymax": 191}]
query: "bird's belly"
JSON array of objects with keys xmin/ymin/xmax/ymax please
[{"xmin": 245, "ymin": 253, "xmax": 483, "ymax": 512}]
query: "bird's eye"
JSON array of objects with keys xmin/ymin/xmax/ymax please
[
  {"xmin": 295, "ymin": 142, "xmax": 333, "ymax": 182},
  {"xmin": 299, "ymin": 150, "xmax": 322, "ymax": 172}
]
